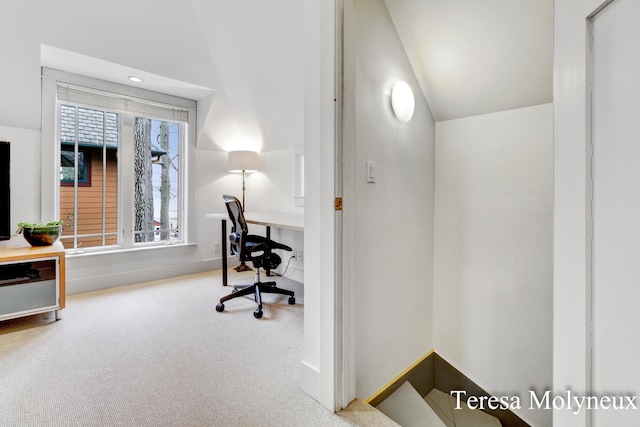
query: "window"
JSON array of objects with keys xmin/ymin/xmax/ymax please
[{"xmin": 43, "ymin": 70, "xmax": 195, "ymax": 253}]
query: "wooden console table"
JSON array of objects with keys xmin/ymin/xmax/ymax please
[{"xmin": 0, "ymin": 242, "xmax": 66, "ymax": 321}]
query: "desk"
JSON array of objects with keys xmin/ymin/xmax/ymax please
[{"xmin": 206, "ymin": 211, "xmax": 304, "ymax": 285}]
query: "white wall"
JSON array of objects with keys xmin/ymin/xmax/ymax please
[
  {"xmin": 188, "ymin": 0, "xmax": 304, "ymax": 154},
  {"xmin": 0, "ymin": 1, "xmax": 305, "ymax": 294},
  {"xmin": 553, "ymin": 0, "xmax": 602, "ymax": 426},
  {"xmin": 352, "ymin": 0, "xmax": 436, "ymax": 399},
  {"xmin": 433, "ymin": 104, "xmax": 553, "ymax": 427},
  {"xmin": 555, "ymin": 1, "xmax": 640, "ymax": 426},
  {"xmin": 248, "ymin": 147, "xmax": 305, "ymax": 282},
  {"xmin": 591, "ymin": 3, "xmax": 640, "ymax": 425}
]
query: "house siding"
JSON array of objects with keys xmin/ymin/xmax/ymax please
[{"xmin": 60, "ymin": 147, "xmax": 118, "ymax": 249}]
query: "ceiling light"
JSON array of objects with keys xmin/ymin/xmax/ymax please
[
  {"xmin": 391, "ymin": 81, "xmax": 415, "ymax": 123},
  {"xmin": 128, "ymin": 76, "xmax": 143, "ymax": 83}
]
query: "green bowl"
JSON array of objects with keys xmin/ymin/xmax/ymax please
[{"xmin": 23, "ymin": 226, "xmax": 61, "ymax": 246}]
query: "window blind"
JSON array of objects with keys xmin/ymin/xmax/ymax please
[{"xmin": 57, "ymin": 83, "xmax": 190, "ymax": 123}]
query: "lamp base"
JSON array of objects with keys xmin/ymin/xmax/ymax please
[{"xmin": 234, "ymin": 262, "xmax": 252, "ymax": 272}]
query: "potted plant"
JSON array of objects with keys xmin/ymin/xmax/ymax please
[{"xmin": 14, "ymin": 220, "xmax": 63, "ymax": 246}]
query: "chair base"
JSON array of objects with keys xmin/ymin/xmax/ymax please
[{"xmin": 216, "ymin": 278, "xmax": 295, "ymax": 318}]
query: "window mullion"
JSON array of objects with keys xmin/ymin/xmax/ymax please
[
  {"xmin": 178, "ymin": 123, "xmax": 186, "ymax": 241},
  {"xmin": 120, "ymin": 113, "xmax": 135, "ymax": 248},
  {"xmin": 73, "ymin": 107, "xmax": 79, "ymax": 250},
  {"xmin": 102, "ymin": 111, "xmax": 107, "ymax": 247}
]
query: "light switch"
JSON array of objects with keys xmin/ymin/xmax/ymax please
[{"xmin": 366, "ymin": 160, "xmax": 376, "ymax": 183}]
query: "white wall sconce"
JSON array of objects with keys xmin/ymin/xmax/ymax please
[
  {"xmin": 391, "ymin": 80, "xmax": 415, "ymax": 123},
  {"xmin": 228, "ymin": 150, "xmax": 259, "ymax": 211}
]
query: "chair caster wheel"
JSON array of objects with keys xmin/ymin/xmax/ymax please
[
  {"xmin": 216, "ymin": 303, "xmax": 224, "ymax": 312},
  {"xmin": 288, "ymin": 297, "xmax": 295, "ymax": 305},
  {"xmin": 254, "ymin": 309, "xmax": 263, "ymax": 319}
]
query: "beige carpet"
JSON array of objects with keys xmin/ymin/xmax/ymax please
[
  {"xmin": 338, "ymin": 399, "xmax": 400, "ymax": 427},
  {"xmin": 0, "ymin": 269, "xmax": 351, "ymax": 426}
]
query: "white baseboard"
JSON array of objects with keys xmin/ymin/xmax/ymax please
[
  {"xmin": 300, "ymin": 359, "xmax": 320, "ymax": 403},
  {"xmin": 283, "ymin": 267, "xmax": 304, "ymax": 283},
  {"xmin": 66, "ymin": 259, "xmax": 218, "ymax": 295}
]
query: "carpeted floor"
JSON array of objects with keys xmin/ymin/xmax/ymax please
[{"xmin": 0, "ymin": 269, "xmax": 352, "ymax": 426}]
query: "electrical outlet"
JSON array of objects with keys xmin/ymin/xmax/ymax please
[
  {"xmin": 213, "ymin": 242, "xmax": 221, "ymax": 253},
  {"xmin": 296, "ymin": 250, "xmax": 303, "ymax": 263}
]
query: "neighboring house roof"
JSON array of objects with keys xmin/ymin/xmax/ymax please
[{"xmin": 60, "ymin": 104, "xmax": 166, "ymax": 156}]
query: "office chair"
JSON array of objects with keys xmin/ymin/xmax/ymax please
[{"xmin": 215, "ymin": 194, "xmax": 295, "ymax": 318}]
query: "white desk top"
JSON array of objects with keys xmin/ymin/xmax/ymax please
[{"xmin": 206, "ymin": 211, "xmax": 304, "ymax": 231}]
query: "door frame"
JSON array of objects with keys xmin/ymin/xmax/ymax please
[{"xmin": 585, "ymin": 1, "xmax": 618, "ymax": 426}]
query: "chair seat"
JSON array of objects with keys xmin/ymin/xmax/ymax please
[{"xmin": 244, "ymin": 235, "xmax": 292, "ymax": 254}]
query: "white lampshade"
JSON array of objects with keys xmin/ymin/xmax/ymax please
[
  {"xmin": 391, "ymin": 81, "xmax": 415, "ymax": 123},
  {"xmin": 228, "ymin": 150, "xmax": 259, "ymax": 173}
]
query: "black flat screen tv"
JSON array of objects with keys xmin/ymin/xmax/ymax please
[{"xmin": 0, "ymin": 141, "xmax": 9, "ymax": 241}]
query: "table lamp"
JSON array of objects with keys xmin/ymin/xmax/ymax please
[{"xmin": 228, "ymin": 150, "xmax": 259, "ymax": 212}]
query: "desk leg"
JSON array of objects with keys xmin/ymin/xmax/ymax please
[
  {"xmin": 221, "ymin": 219, "xmax": 228, "ymax": 286},
  {"xmin": 265, "ymin": 225, "xmax": 272, "ymax": 276}
]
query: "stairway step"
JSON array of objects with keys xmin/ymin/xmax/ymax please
[
  {"xmin": 425, "ymin": 388, "xmax": 502, "ymax": 427},
  {"xmin": 377, "ymin": 381, "xmax": 447, "ymax": 426}
]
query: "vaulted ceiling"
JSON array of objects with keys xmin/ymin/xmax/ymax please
[
  {"xmin": 383, "ymin": 0, "xmax": 554, "ymax": 122},
  {"xmin": 38, "ymin": 0, "xmax": 553, "ymax": 148}
]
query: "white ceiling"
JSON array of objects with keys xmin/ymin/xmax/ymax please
[
  {"xmin": 383, "ymin": 0, "xmax": 553, "ymax": 122},
  {"xmin": 41, "ymin": 45, "xmax": 214, "ymax": 101},
  {"xmin": 38, "ymin": 0, "xmax": 553, "ymax": 142}
]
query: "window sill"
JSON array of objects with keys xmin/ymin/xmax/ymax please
[{"xmin": 65, "ymin": 242, "xmax": 197, "ymax": 258}]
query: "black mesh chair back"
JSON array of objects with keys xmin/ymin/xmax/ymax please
[
  {"xmin": 223, "ymin": 194, "xmax": 247, "ymax": 233},
  {"xmin": 223, "ymin": 194, "xmax": 248, "ymax": 259}
]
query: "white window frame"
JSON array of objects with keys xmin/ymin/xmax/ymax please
[{"xmin": 41, "ymin": 68, "xmax": 197, "ymax": 254}]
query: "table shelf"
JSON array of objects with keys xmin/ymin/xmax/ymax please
[{"xmin": 0, "ymin": 242, "xmax": 66, "ymax": 321}]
